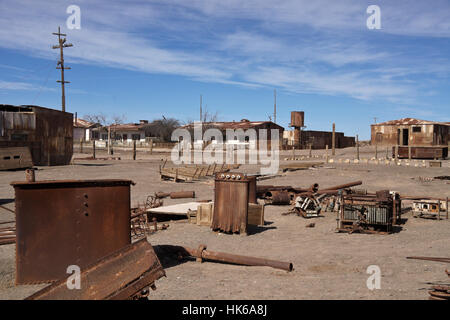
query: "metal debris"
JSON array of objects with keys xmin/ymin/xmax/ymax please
[
  {"xmin": 158, "ymin": 244, "xmax": 293, "ymax": 272},
  {"xmin": 337, "ymin": 190, "xmax": 401, "ymax": 234},
  {"xmin": 26, "ymin": 239, "xmax": 165, "ymax": 300}
]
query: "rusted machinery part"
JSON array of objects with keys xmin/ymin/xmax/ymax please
[
  {"xmin": 308, "ymin": 183, "xmax": 319, "ymax": 193},
  {"xmin": 26, "ymin": 239, "xmax": 165, "ymax": 300},
  {"xmin": 160, "ymin": 244, "xmax": 293, "ymax": 272},
  {"xmin": 428, "ymin": 290, "xmax": 450, "ymax": 300},
  {"xmin": 266, "ymin": 191, "xmax": 291, "ymax": 205},
  {"xmin": 446, "ymin": 270, "xmax": 449, "ymax": 277},
  {"xmin": 406, "ymin": 256, "xmax": 450, "ymax": 263}
]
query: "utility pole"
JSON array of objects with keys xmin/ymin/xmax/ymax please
[
  {"xmin": 273, "ymin": 89, "xmax": 277, "ymax": 124},
  {"xmin": 200, "ymin": 94, "xmax": 202, "ymax": 122},
  {"xmin": 52, "ymin": 26, "xmax": 73, "ymax": 112}
]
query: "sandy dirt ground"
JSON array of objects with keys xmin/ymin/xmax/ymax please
[{"xmin": 0, "ymin": 145, "xmax": 449, "ymax": 299}]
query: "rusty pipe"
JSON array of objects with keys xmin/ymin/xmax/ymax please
[
  {"xmin": 407, "ymin": 256, "xmax": 450, "ymax": 263},
  {"xmin": 266, "ymin": 191, "xmax": 291, "ymax": 205},
  {"xmin": 181, "ymin": 245, "xmax": 293, "ymax": 272},
  {"xmin": 319, "ymin": 180, "xmax": 362, "ymax": 192},
  {"xmin": 155, "ymin": 191, "xmax": 196, "ymax": 199}
]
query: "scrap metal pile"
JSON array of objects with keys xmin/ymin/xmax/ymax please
[
  {"xmin": 0, "ymin": 221, "xmax": 15, "ymax": 245},
  {"xmin": 407, "ymin": 256, "xmax": 450, "ymax": 300},
  {"xmin": 257, "ymin": 180, "xmax": 363, "ymax": 218}
]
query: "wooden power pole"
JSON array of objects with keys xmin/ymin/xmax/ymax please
[{"xmin": 52, "ymin": 26, "xmax": 73, "ymax": 112}]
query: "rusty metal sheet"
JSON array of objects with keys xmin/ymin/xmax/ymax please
[
  {"xmin": 26, "ymin": 239, "xmax": 165, "ymax": 300},
  {"xmin": 212, "ymin": 173, "xmax": 249, "ymax": 234},
  {"xmin": 11, "ymin": 179, "xmax": 132, "ymax": 284}
]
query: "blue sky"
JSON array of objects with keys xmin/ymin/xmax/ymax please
[{"xmin": 0, "ymin": 0, "xmax": 449, "ymax": 139}]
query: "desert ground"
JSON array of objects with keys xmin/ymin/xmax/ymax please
[{"xmin": 0, "ymin": 145, "xmax": 449, "ymax": 300}]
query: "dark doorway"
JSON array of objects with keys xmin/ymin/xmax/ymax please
[{"xmin": 402, "ymin": 128, "xmax": 409, "ymax": 146}]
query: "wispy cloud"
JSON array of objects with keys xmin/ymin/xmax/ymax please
[{"xmin": 0, "ymin": 0, "xmax": 448, "ymax": 106}]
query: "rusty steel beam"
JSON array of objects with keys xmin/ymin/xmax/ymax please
[{"xmin": 26, "ymin": 239, "xmax": 165, "ymax": 300}]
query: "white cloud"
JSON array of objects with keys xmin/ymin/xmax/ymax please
[{"xmin": 0, "ymin": 0, "xmax": 448, "ymax": 105}]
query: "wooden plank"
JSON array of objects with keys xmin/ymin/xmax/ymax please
[
  {"xmin": 197, "ymin": 203, "xmax": 213, "ymax": 226},
  {"xmin": 248, "ymin": 203, "xmax": 264, "ymax": 226},
  {"xmin": 0, "ymin": 147, "xmax": 33, "ymax": 170}
]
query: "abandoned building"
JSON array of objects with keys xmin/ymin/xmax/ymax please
[
  {"xmin": 283, "ymin": 130, "xmax": 355, "ymax": 149},
  {"xmin": 180, "ymin": 120, "xmax": 284, "ymax": 148},
  {"xmin": 73, "ymin": 117, "xmax": 100, "ymax": 142},
  {"xmin": 0, "ymin": 104, "xmax": 73, "ymax": 166},
  {"xmin": 93, "ymin": 120, "xmax": 149, "ymax": 143},
  {"xmin": 283, "ymin": 111, "xmax": 355, "ymax": 149},
  {"xmin": 371, "ymin": 118, "xmax": 450, "ymax": 146}
]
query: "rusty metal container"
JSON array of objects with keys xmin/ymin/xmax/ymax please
[
  {"xmin": 212, "ymin": 173, "xmax": 250, "ymax": 234},
  {"xmin": 11, "ymin": 179, "xmax": 132, "ymax": 284},
  {"xmin": 290, "ymin": 111, "xmax": 304, "ymax": 128}
]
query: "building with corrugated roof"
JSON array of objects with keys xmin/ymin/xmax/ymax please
[
  {"xmin": 180, "ymin": 119, "xmax": 284, "ymax": 148},
  {"xmin": 371, "ymin": 118, "xmax": 450, "ymax": 146}
]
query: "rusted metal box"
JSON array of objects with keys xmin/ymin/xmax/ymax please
[
  {"xmin": 212, "ymin": 172, "xmax": 249, "ymax": 235},
  {"xmin": 11, "ymin": 179, "xmax": 132, "ymax": 284}
]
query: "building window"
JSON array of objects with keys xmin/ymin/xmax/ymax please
[
  {"xmin": 92, "ymin": 131, "xmax": 99, "ymax": 140},
  {"xmin": 412, "ymin": 126, "xmax": 421, "ymax": 133},
  {"xmin": 101, "ymin": 134, "xmax": 108, "ymax": 140},
  {"xmin": 123, "ymin": 134, "xmax": 127, "ymax": 140},
  {"xmin": 132, "ymin": 134, "xmax": 140, "ymax": 140}
]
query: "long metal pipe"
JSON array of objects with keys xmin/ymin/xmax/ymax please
[
  {"xmin": 155, "ymin": 191, "xmax": 196, "ymax": 199},
  {"xmin": 184, "ymin": 246, "xmax": 293, "ymax": 272},
  {"xmin": 319, "ymin": 180, "xmax": 363, "ymax": 192},
  {"xmin": 407, "ymin": 256, "xmax": 450, "ymax": 263}
]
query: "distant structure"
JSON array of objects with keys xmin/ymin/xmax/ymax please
[
  {"xmin": 371, "ymin": 118, "xmax": 449, "ymax": 146},
  {"xmin": 181, "ymin": 119, "xmax": 284, "ymax": 149},
  {"xmin": 0, "ymin": 104, "xmax": 73, "ymax": 166},
  {"xmin": 94, "ymin": 120, "xmax": 149, "ymax": 143},
  {"xmin": 73, "ymin": 118, "xmax": 100, "ymax": 142},
  {"xmin": 284, "ymin": 111, "xmax": 355, "ymax": 149},
  {"xmin": 289, "ymin": 111, "xmax": 305, "ymax": 148}
]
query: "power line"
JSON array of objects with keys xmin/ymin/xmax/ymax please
[{"xmin": 52, "ymin": 26, "xmax": 73, "ymax": 112}]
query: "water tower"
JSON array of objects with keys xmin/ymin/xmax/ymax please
[{"xmin": 290, "ymin": 111, "xmax": 305, "ymax": 149}]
